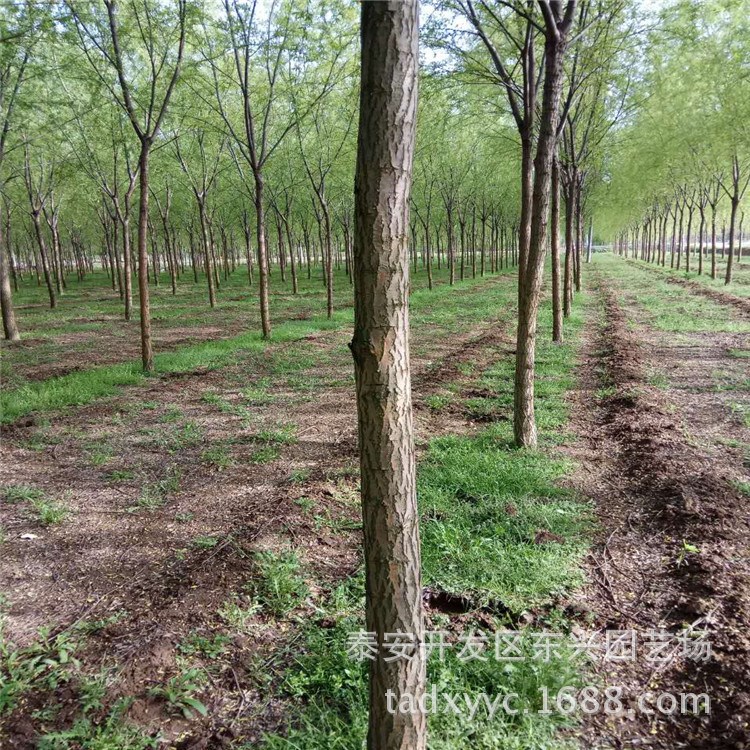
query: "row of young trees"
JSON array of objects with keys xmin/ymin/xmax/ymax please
[
  {"xmin": 0, "ymin": 1, "xmax": 528, "ymax": 346},
  {"xmin": 1, "ymin": 3, "xmax": 655, "ymax": 746},
  {"xmin": 600, "ymin": 0, "xmax": 750, "ymax": 281}
]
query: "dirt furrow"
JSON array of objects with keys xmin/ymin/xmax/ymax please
[{"xmin": 573, "ymin": 268, "xmax": 750, "ymax": 750}]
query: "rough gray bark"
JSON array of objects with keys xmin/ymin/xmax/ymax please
[{"xmin": 350, "ymin": 2, "xmax": 425, "ymax": 748}]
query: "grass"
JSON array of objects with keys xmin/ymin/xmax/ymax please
[
  {"xmin": 259, "ymin": 273, "xmax": 593, "ymax": 749},
  {"xmin": 2, "ymin": 266, "xmax": 512, "ymax": 425},
  {"xmin": 32, "ymin": 497, "xmax": 70, "ymax": 526},
  {"xmin": 201, "ymin": 444, "xmax": 234, "ymax": 470},
  {"xmin": 249, "ymin": 550, "xmax": 309, "ymax": 617},
  {"xmin": 3, "ymin": 484, "xmax": 45, "ymax": 504},
  {"xmin": 133, "ymin": 467, "xmax": 180, "ymax": 511},
  {"xmin": 596, "ymin": 255, "xmax": 750, "ymax": 334},
  {"xmin": 3, "ymin": 485, "xmax": 69, "ymax": 525},
  {"xmin": 148, "ymin": 668, "xmax": 208, "ymax": 719}
]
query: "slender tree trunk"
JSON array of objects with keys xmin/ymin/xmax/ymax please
[
  {"xmin": 351, "ymin": 3, "xmax": 424, "ymax": 748},
  {"xmin": 254, "ymin": 173, "xmax": 271, "ymax": 338},
  {"xmin": 551, "ymin": 155, "xmax": 562, "ymax": 343},
  {"xmin": 726, "ymin": 196, "xmax": 739, "ymax": 285},
  {"xmin": 0, "ymin": 220, "xmax": 20, "ymax": 341},
  {"xmin": 137, "ymin": 141, "xmax": 154, "ymax": 372},
  {"xmin": 711, "ymin": 205, "xmax": 717, "ymax": 280},
  {"xmin": 513, "ymin": 9, "xmax": 572, "ymax": 448},
  {"xmin": 30, "ymin": 212, "xmax": 56, "ymax": 309},
  {"xmin": 563, "ymin": 179, "xmax": 573, "ymax": 317}
]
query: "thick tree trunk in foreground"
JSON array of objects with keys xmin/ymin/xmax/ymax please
[{"xmin": 350, "ymin": 3, "xmax": 425, "ymax": 749}]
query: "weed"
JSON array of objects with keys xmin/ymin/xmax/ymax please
[
  {"xmin": 250, "ymin": 445, "xmax": 280, "ymax": 463},
  {"xmin": 107, "ymin": 469, "xmax": 135, "ymax": 483},
  {"xmin": 148, "ymin": 669, "xmax": 208, "ymax": 719},
  {"xmin": 256, "ymin": 424, "xmax": 297, "ymax": 445},
  {"xmin": 160, "ymin": 405, "xmax": 183, "ymax": 423},
  {"xmin": 32, "ymin": 497, "xmax": 69, "ymax": 526},
  {"xmin": 179, "ymin": 632, "xmax": 230, "ymax": 660},
  {"xmin": 289, "ymin": 468, "xmax": 310, "ymax": 484},
  {"xmin": 134, "ymin": 467, "xmax": 180, "ymax": 511},
  {"xmin": 425, "ymin": 394, "xmax": 451, "ymax": 411},
  {"xmin": 3, "ymin": 485, "xmax": 45, "ymax": 504},
  {"xmin": 85, "ymin": 441, "xmax": 114, "ymax": 466},
  {"xmin": 37, "ymin": 698, "xmax": 157, "ymax": 750},
  {"xmin": 218, "ymin": 598, "xmax": 260, "ymax": 631},
  {"xmin": 250, "ymin": 551, "xmax": 308, "ymax": 617},
  {"xmin": 192, "ymin": 535, "xmax": 219, "ymax": 549},
  {"xmin": 201, "ymin": 445, "xmax": 233, "ymax": 470},
  {"xmin": 294, "ymin": 497, "xmax": 314, "ymax": 513},
  {"xmin": 0, "ymin": 628, "xmax": 80, "ymax": 716}
]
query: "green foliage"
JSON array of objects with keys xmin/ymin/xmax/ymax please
[
  {"xmin": 250, "ymin": 551, "xmax": 308, "ymax": 617},
  {"xmin": 3, "ymin": 485, "xmax": 45, "ymax": 504},
  {"xmin": 37, "ymin": 699, "xmax": 158, "ymax": 750},
  {"xmin": 0, "ymin": 628, "xmax": 81, "ymax": 717},
  {"xmin": 148, "ymin": 669, "xmax": 208, "ymax": 719}
]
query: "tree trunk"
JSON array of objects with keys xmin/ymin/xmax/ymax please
[
  {"xmin": 351, "ymin": 3, "xmax": 425, "ymax": 748},
  {"xmin": 0, "ymin": 220, "xmax": 20, "ymax": 341},
  {"xmin": 551, "ymin": 155, "xmax": 562, "ymax": 343},
  {"xmin": 725, "ymin": 196, "xmax": 739, "ymax": 285},
  {"xmin": 31, "ymin": 211, "xmax": 56, "ymax": 309},
  {"xmin": 513, "ymin": 9, "xmax": 571, "ymax": 449},
  {"xmin": 254, "ymin": 173, "xmax": 272, "ymax": 338},
  {"xmin": 137, "ymin": 141, "xmax": 154, "ymax": 372}
]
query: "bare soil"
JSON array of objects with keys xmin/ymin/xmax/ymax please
[
  {"xmin": 0, "ymin": 274, "xmax": 517, "ymax": 748},
  {"xmin": 568, "ymin": 266, "xmax": 750, "ymax": 750}
]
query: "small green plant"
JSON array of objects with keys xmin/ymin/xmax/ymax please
[
  {"xmin": 294, "ymin": 496, "xmax": 314, "ymax": 513},
  {"xmin": 85, "ymin": 441, "xmax": 114, "ymax": 466},
  {"xmin": 242, "ymin": 383, "xmax": 274, "ymax": 405},
  {"xmin": 74, "ymin": 610, "xmax": 127, "ymax": 635},
  {"xmin": 250, "ymin": 551, "xmax": 308, "ymax": 617},
  {"xmin": 134, "ymin": 467, "xmax": 181, "ymax": 511},
  {"xmin": 78, "ymin": 669, "xmax": 110, "ymax": 714},
  {"xmin": 107, "ymin": 469, "xmax": 135, "ymax": 483},
  {"xmin": 148, "ymin": 669, "xmax": 208, "ymax": 719},
  {"xmin": 32, "ymin": 497, "xmax": 69, "ymax": 526},
  {"xmin": 289, "ymin": 468, "xmax": 310, "ymax": 484},
  {"xmin": 256, "ymin": 424, "xmax": 297, "ymax": 445},
  {"xmin": 201, "ymin": 445, "xmax": 233, "ymax": 470},
  {"xmin": 175, "ymin": 512, "xmax": 195, "ymax": 523},
  {"xmin": 0, "ymin": 629, "xmax": 80, "ymax": 716},
  {"xmin": 192, "ymin": 535, "xmax": 219, "ymax": 549},
  {"xmin": 160, "ymin": 405, "xmax": 183, "ymax": 423},
  {"xmin": 37, "ymin": 698, "xmax": 157, "ymax": 750},
  {"xmin": 424, "ymin": 394, "xmax": 451, "ymax": 411},
  {"xmin": 677, "ymin": 541, "xmax": 700, "ymax": 567},
  {"xmin": 218, "ymin": 598, "xmax": 260, "ymax": 631},
  {"xmin": 179, "ymin": 632, "xmax": 230, "ymax": 660},
  {"xmin": 250, "ymin": 445, "xmax": 280, "ymax": 463},
  {"xmin": 4, "ymin": 485, "xmax": 45, "ymax": 504}
]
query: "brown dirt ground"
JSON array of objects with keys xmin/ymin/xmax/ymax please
[
  {"xmin": 566, "ymin": 265, "xmax": 750, "ymax": 750},
  {"xmin": 0, "ymin": 274, "xmax": 518, "ymax": 748}
]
